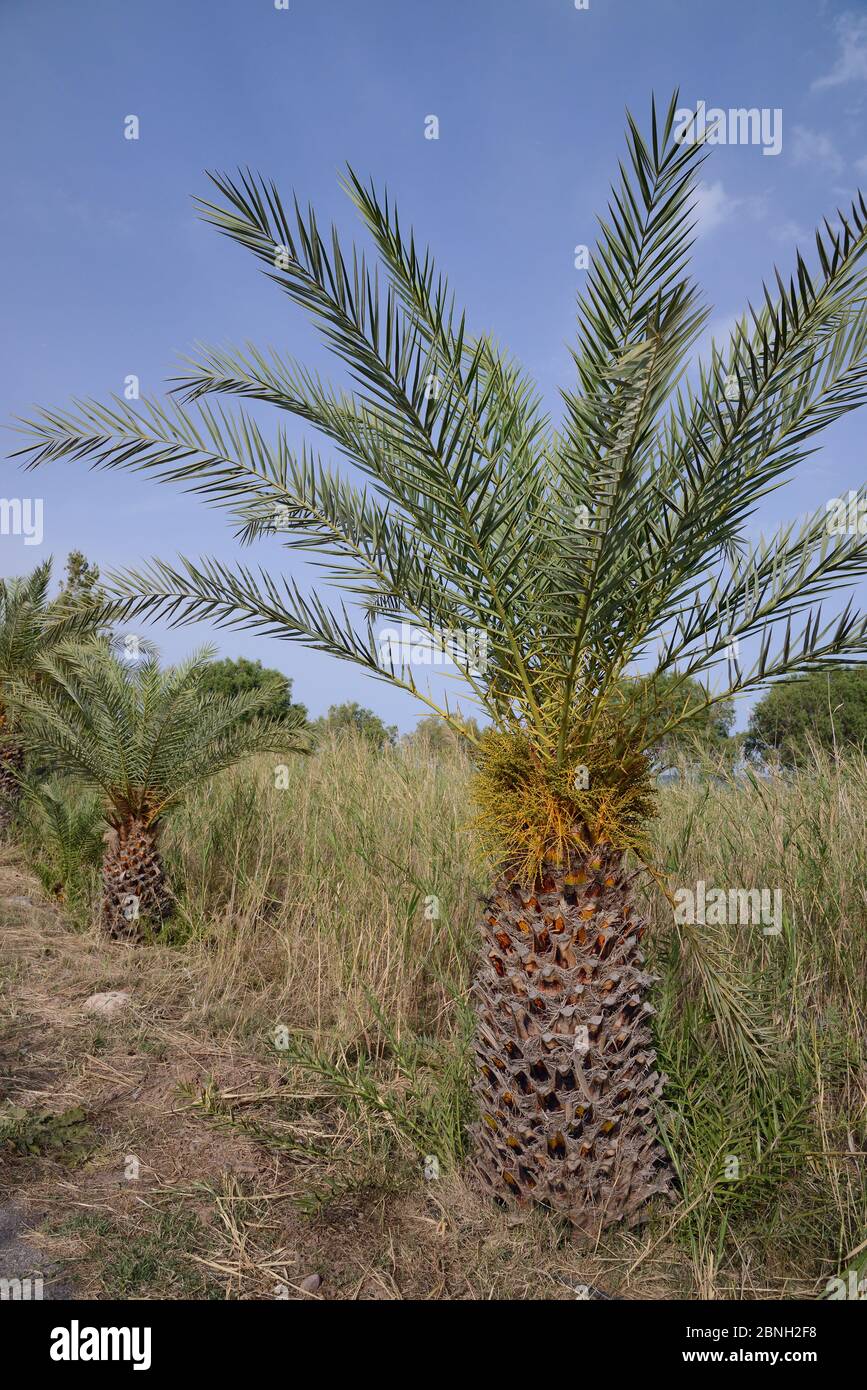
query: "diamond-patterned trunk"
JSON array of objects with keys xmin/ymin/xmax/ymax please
[
  {"xmin": 471, "ymin": 843, "xmax": 672, "ymax": 1237},
  {"xmin": 101, "ymin": 818, "xmax": 173, "ymax": 939}
]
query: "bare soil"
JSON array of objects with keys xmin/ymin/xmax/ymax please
[{"xmin": 0, "ymin": 850, "xmax": 678, "ymax": 1301}]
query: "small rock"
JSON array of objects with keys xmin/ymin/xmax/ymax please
[
  {"xmin": 83, "ymin": 991, "xmax": 131, "ymax": 1017},
  {"xmin": 2, "ymin": 896, "xmax": 34, "ymax": 908},
  {"xmin": 299, "ymin": 1273, "xmax": 322, "ymax": 1293}
]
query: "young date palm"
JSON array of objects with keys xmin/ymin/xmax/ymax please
[
  {"xmin": 5, "ymin": 642, "xmax": 307, "ymax": 938},
  {"xmin": 13, "ymin": 94, "xmax": 867, "ymax": 1232},
  {"xmin": 0, "ymin": 561, "xmax": 103, "ymax": 836}
]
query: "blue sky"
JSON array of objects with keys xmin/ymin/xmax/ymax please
[{"xmin": 3, "ymin": 0, "xmax": 867, "ymax": 729}]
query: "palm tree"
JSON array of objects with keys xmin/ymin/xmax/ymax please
[
  {"xmin": 5, "ymin": 641, "xmax": 307, "ymax": 937},
  {"xmin": 12, "ymin": 94, "xmax": 867, "ymax": 1232},
  {"xmin": 0, "ymin": 560, "xmax": 103, "ymax": 836}
]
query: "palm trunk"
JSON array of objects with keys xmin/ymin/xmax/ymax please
[
  {"xmin": 0, "ymin": 740, "xmax": 24, "ymax": 838},
  {"xmin": 471, "ymin": 842, "xmax": 672, "ymax": 1238},
  {"xmin": 101, "ymin": 818, "xmax": 173, "ymax": 939}
]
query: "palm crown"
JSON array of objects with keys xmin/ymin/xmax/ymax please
[
  {"xmin": 0, "ymin": 561, "xmax": 103, "ymax": 717},
  {"xmin": 5, "ymin": 640, "xmax": 306, "ymax": 828},
  {"xmin": 0, "ymin": 560, "xmax": 106, "ymax": 832},
  {"xmin": 12, "ymin": 93, "xmax": 867, "ymax": 869}
]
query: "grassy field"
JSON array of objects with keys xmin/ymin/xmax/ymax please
[{"xmin": 1, "ymin": 733, "xmax": 865, "ymax": 1299}]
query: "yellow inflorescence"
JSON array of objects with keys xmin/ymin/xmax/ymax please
[{"xmin": 471, "ymin": 722, "xmax": 656, "ymax": 880}]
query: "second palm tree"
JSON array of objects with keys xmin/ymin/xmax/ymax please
[{"xmin": 7, "ymin": 642, "xmax": 307, "ymax": 937}]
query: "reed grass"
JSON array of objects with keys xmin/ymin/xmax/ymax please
[{"xmin": 16, "ymin": 731, "xmax": 867, "ymax": 1297}]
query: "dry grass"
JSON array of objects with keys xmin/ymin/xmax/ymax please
[
  {"xmin": 1, "ymin": 732, "xmax": 865, "ymax": 1299},
  {"xmin": 162, "ymin": 732, "xmax": 481, "ymax": 1048}
]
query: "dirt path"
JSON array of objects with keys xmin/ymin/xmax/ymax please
[
  {"xmin": 0, "ymin": 851, "xmax": 313, "ymax": 1300},
  {"xmin": 0, "ymin": 862, "xmax": 74, "ymax": 1296},
  {"xmin": 0, "ymin": 1201, "xmax": 76, "ymax": 1299},
  {"xmin": 0, "ymin": 848, "xmax": 661, "ymax": 1301}
]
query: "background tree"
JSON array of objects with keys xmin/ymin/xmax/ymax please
[
  {"xmin": 622, "ymin": 672, "xmax": 735, "ymax": 762},
  {"xmin": 16, "ymin": 95, "xmax": 867, "ymax": 1234},
  {"xmin": 60, "ymin": 550, "xmax": 104, "ymax": 602},
  {"xmin": 311, "ymin": 701, "xmax": 397, "ymax": 750},
  {"xmin": 746, "ymin": 666, "xmax": 867, "ymax": 767},
  {"xmin": 6, "ymin": 642, "xmax": 307, "ymax": 937},
  {"xmin": 0, "ymin": 560, "xmax": 103, "ymax": 836},
  {"xmin": 198, "ymin": 655, "xmax": 307, "ymax": 724},
  {"xmin": 406, "ymin": 712, "xmax": 482, "ymax": 755}
]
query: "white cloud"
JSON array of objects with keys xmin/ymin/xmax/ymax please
[
  {"xmin": 690, "ymin": 181, "xmax": 767, "ymax": 239},
  {"xmin": 691, "ymin": 180, "xmax": 736, "ymax": 236},
  {"xmin": 771, "ymin": 219, "xmax": 808, "ymax": 245},
  {"xmin": 791, "ymin": 125, "xmax": 844, "ymax": 176},
  {"xmin": 813, "ymin": 12, "xmax": 867, "ymax": 90},
  {"xmin": 855, "ymin": 155, "xmax": 867, "ymax": 175},
  {"xmin": 693, "ymin": 313, "xmax": 743, "ymax": 366}
]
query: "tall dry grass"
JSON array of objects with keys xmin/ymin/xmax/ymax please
[
  {"xmin": 163, "ymin": 732, "xmax": 481, "ymax": 1046},
  {"xmin": 643, "ymin": 752, "xmax": 867, "ymax": 1296},
  {"xmin": 16, "ymin": 731, "xmax": 867, "ymax": 1296}
]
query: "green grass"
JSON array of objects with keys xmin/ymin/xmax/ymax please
[
  {"xmin": 56, "ymin": 1209, "xmax": 220, "ymax": 1299},
  {"xmin": 14, "ymin": 776, "xmax": 103, "ymax": 924}
]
